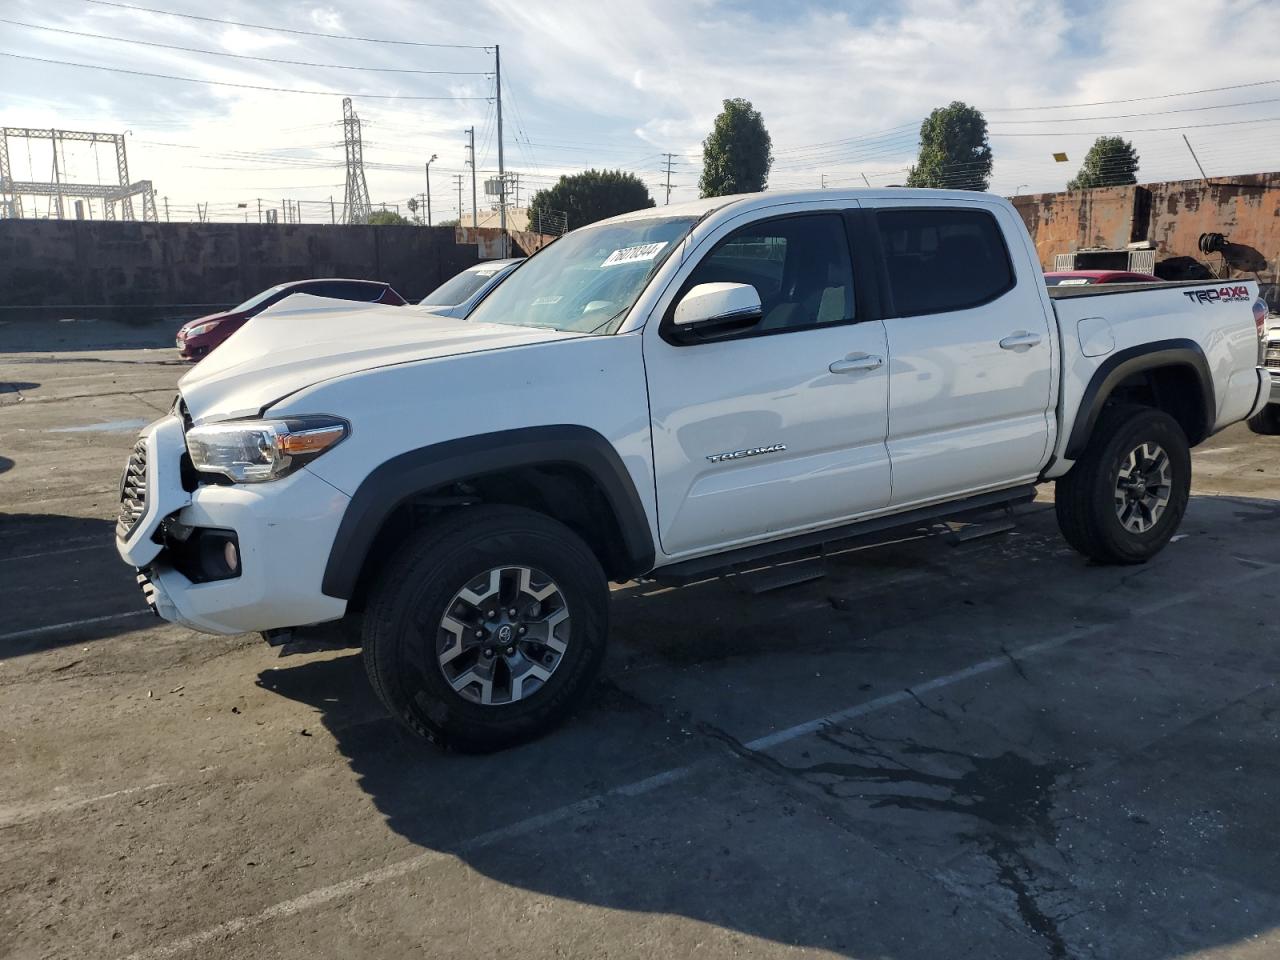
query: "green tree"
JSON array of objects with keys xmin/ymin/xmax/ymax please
[
  {"xmin": 1067, "ymin": 136, "xmax": 1140, "ymax": 190},
  {"xmin": 699, "ymin": 98, "xmax": 773, "ymax": 197},
  {"xmin": 527, "ymin": 169, "xmax": 654, "ymax": 231},
  {"xmin": 906, "ymin": 101, "xmax": 993, "ymax": 191},
  {"xmin": 366, "ymin": 209, "xmax": 412, "ymax": 225}
]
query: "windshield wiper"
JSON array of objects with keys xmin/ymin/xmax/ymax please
[{"xmin": 583, "ymin": 306, "xmax": 631, "ymax": 336}]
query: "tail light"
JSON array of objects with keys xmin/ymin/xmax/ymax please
[{"xmin": 1255, "ymin": 299, "xmax": 1269, "ymax": 364}]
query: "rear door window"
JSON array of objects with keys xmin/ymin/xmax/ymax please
[{"xmin": 875, "ymin": 208, "xmax": 1014, "ymax": 316}]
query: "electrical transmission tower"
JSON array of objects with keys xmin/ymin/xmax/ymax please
[
  {"xmin": 0, "ymin": 127, "xmax": 157, "ymax": 221},
  {"xmin": 340, "ymin": 98, "xmax": 372, "ymax": 225}
]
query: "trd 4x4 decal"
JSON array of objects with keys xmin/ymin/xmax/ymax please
[{"xmin": 1183, "ymin": 285, "xmax": 1251, "ymax": 304}]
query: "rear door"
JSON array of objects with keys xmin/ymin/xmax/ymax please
[
  {"xmin": 863, "ymin": 200, "xmax": 1055, "ymax": 506},
  {"xmin": 644, "ymin": 206, "xmax": 892, "ymax": 557}
]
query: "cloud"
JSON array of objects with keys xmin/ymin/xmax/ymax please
[{"xmin": 4, "ymin": 0, "xmax": 1279, "ymax": 215}]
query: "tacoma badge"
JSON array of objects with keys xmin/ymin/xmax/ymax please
[{"xmin": 706, "ymin": 443, "xmax": 787, "ymax": 463}]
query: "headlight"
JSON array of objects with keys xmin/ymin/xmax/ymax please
[
  {"xmin": 185, "ymin": 416, "xmax": 349, "ymax": 483},
  {"xmin": 185, "ymin": 321, "xmax": 221, "ymax": 338}
]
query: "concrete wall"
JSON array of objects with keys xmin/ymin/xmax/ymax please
[
  {"xmin": 1010, "ymin": 185, "xmax": 1140, "ymax": 268},
  {"xmin": 1010, "ymin": 171, "xmax": 1280, "ymax": 284},
  {"xmin": 0, "ymin": 220, "xmax": 482, "ymax": 322}
]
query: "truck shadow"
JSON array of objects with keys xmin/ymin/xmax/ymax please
[{"xmin": 260, "ymin": 493, "xmax": 1280, "ymax": 958}]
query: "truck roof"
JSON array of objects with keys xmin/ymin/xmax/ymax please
[{"xmin": 601, "ymin": 187, "xmax": 1014, "ymax": 225}]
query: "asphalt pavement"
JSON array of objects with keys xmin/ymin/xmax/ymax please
[{"xmin": 2, "ymin": 335, "xmax": 1279, "ymax": 960}]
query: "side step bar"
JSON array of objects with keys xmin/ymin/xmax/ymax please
[{"xmin": 649, "ymin": 485, "xmax": 1037, "ymax": 587}]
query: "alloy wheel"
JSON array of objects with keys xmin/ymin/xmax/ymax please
[
  {"xmin": 1113, "ymin": 441, "xmax": 1172, "ymax": 534},
  {"xmin": 436, "ymin": 565, "xmax": 570, "ymax": 706}
]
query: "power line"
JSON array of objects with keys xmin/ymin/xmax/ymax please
[
  {"xmin": 990, "ymin": 115, "xmax": 1280, "ymax": 136},
  {"xmin": 991, "ymin": 95, "xmax": 1280, "ymax": 125},
  {"xmin": 0, "ymin": 51, "xmax": 492, "ymax": 100},
  {"xmin": 0, "ymin": 18, "xmax": 493, "ymax": 75},
  {"xmin": 81, "ymin": 0, "xmax": 491, "ymax": 48},
  {"xmin": 772, "ymin": 122, "xmax": 920, "ymax": 156},
  {"xmin": 985, "ymin": 78, "xmax": 1280, "ymax": 112}
]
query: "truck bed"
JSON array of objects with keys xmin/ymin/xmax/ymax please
[
  {"xmin": 1046, "ymin": 279, "xmax": 1241, "ymax": 300},
  {"xmin": 1045, "ymin": 276, "xmax": 1261, "ymax": 469}
]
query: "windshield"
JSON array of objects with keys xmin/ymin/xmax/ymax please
[
  {"xmin": 421, "ymin": 264, "xmax": 509, "ymax": 306},
  {"xmin": 467, "ymin": 216, "xmax": 699, "ymax": 333},
  {"xmin": 232, "ymin": 284, "xmax": 287, "ymax": 313}
]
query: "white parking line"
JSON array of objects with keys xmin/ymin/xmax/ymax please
[
  {"xmin": 0, "ymin": 610, "xmax": 149, "ymax": 644},
  {"xmin": 116, "ymin": 558, "xmax": 1280, "ymax": 960},
  {"xmin": 0, "ymin": 542, "xmax": 111, "ymax": 563},
  {"xmin": 0, "ymin": 783, "xmax": 169, "ymax": 828}
]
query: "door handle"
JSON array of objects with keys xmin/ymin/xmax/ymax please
[
  {"xmin": 829, "ymin": 353, "xmax": 884, "ymax": 374},
  {"xmin": 999, "ymin": 331, "xmax": 1042, "ymax": 351}
]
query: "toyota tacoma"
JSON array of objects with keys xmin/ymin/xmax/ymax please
[{"xmin": 117, "ymin": 189, "xmax": 1272, "ymax": 750}]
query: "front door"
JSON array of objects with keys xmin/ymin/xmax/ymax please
[{"xmin": 644, "ymin": 209, "xmax": 892, "ymax": 558}]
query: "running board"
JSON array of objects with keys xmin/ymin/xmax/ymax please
[{"xmin": 649, "ymin": 485, "xmax": 1036, "ymax": 587}]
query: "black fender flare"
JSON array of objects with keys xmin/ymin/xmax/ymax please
[
  {"xmin": 1064, "ymin": 338, "xmax": 1214, "ymax": 460},
  {"xmin": 320, "ymin": 425, "xmax": 655, "ymax": 599}
]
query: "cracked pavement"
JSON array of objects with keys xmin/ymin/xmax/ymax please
[{"xmin": 3, "ymin": 334, "xmax": 1280, "ymax": 959}]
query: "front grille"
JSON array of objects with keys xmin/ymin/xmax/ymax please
[
  {"xmin": 117, "ymin": 439, "xmax": 148, "ymax": 537},
  {"xmin": 1266, "ymin": 347, "xmax": 1280, "ymax": 370}
]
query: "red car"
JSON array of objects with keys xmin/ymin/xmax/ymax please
[
  {"xmin": 176, "ymin": 278, "xmax": 407, "ymax": 360},
  {"xmin": 1044, "ymin": 270, "xmax": 1160, "ymax": 286}
]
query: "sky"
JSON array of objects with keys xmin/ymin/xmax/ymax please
[{"xmin": 3, "ymin": 0, "xmax": 1280, "ymax": 223}]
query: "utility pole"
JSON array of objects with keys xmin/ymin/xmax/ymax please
[
  {"xmin": 820, "ymin": 173, "xmax": 827, "ymax": 189},
  {"xmin": 455, "ymin": 174, "xmax": 464, "ymax": 224},
  {"xmin": 163, "ymin": 196, "xmax": 170, "ymax": 222},
  {"xmin": 50, "ymin": 128, "xmax": 64, "ymax": 219},
  {"xmin": 466, "ymin": 126, "xmax": 478, "ymax": 228},
  {"xmin": 662, "ymin": 152, "xmax": 675, "ymax": 204},
  {"xmin": 494, "ymin": 44, "xmax": 507, "ymax": 256},
  {"xmin": 256, "ymin": 198, "xmax": 262, "ymax": 223},
  {"xmin": 424, "ymin": 153, "xmax": 437, "ymax": 226},
  {"xmin": 1182, "ymin": 134, "xmax": 1210, "ymax": 186},
  {"xmin": 330, "ymin": 196, "xmax": 336, "ymax": 224}
]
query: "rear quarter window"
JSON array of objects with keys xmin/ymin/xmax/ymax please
[{"xmin": 875, "ymin": 208, "xmax": 1015, "ymax": 316}]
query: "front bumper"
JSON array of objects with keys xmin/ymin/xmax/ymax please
[
  {"xmin": 1243, "ymin": 366, "xmax": 1276, "ymax": 421},
  {"xmin": 175, "ymin": 334, "xmax": 211, "ymax": 360},
  {"xmin": 115, "ymin": 415, "xmax": 351, "ymax": 635}
]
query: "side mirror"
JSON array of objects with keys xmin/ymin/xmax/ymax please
[{"xmin": 671, "ymin": 282, "xmax": 762, "ymax": 341}]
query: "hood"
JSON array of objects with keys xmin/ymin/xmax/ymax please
[
  {"xmin": 417, "ymin": 302, "xmax": 463, "ymax": 319},
  {"xmin": 178, "ymin": 294, "xmax": 579, "ymax": 422}
]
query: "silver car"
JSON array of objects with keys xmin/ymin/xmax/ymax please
[{"xmin": 419, "ymin": 258, "xmax": 523, "ymax": 318}]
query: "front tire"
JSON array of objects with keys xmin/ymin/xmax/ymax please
[
  {"xmin": 1055, "ymin": 404, "xmax": 1191, "ymax": 565},
  {"xmin": 1247, "ymin": 405, "xmax": 1280, "ymax": 435},
  {"xmin": 362, "ymin": 506, "xmax": 609, "ymax": 752}
]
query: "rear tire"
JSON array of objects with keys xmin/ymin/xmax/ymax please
[
  {"xmin": 1055, "ymin": 404, "xmax": 1190, "ymax": 565},
  {"xmin": 1247, "ymin": 405, "xmax": 1280, "ymax": 435},
  {"xmin": 362, "ymin": 505, "xmax": 609, "ymax": 752}
]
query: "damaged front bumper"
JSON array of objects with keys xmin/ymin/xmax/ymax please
[{"xmin": 115, "ymin": 414, "xmax": 351, "ymax": 635}]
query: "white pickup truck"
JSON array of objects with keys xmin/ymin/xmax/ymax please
[
  {"xmin": 1249, "ymin": 319, "xmax": 1280, "ymax": 433},
  {"xmin": 117, "ymin": 188, "xmax": 1271, "ymax": 750}
]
